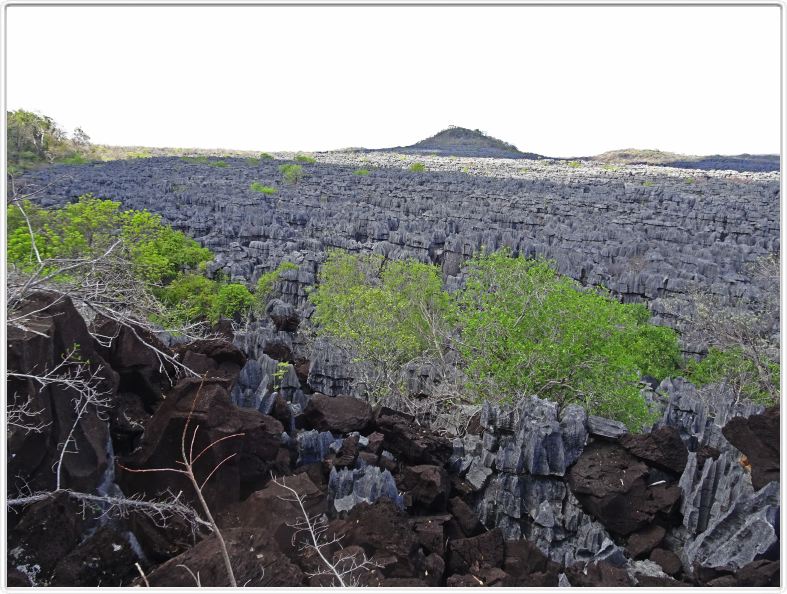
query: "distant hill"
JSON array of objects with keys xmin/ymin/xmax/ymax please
[
  {"xmin": 593, "ymin": 148, "xmax": 780, "ymax": 173},
  {"xmin": 381, "ymin": 126, "xmax": 543, "ymax": 159}
]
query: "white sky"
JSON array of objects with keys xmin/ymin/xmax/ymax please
[{"xmin": 5, "ymin": 4, "xmax": 782, "ymax": 157}]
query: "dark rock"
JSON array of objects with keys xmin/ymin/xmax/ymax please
[
  {"xmin": 620, "ymin": 426, "xmax": 688, "ymax": 474},
  {"xmin": 267, "ymin": 299, "xmax": 300, "ymax": 332},
  {"xmin": 401, "ymin": 464, "xmax": 449, "ymax": 511},
  {"xmin": 502, "ymin": 539, "xmax": 561, "ymax": 587},
  {"xmin": 303, "ymin": 393, "xmax": 372, "ymax": 434},
  {"xmin": 411, "ymin": 516, "xmax": 449, "ymax": 555},
  {"xmin": 51, "ymin": 524, "xmax": 142, "ymax": 587},
  {"xmin": 173, "ymin": 339, "xmax": 246, "ymax": 381},
  {"xmin": 734, "ymin": 558, "xmax": 780, "ymax": 587},
  {"xmin": 145, "ymin": 527, "xmax": 304, "ymax": 586},
  {"xmin": 447, "ymin": 527, "xmax": 505, "ymax": 575},
  {"xmin": 587, "ymin": 415, "xmax": 628, "ymax": 439},
  {"xmin": 449, "ymin": 497, "xmax": 483, "ymax": 537},
  {"xmin": 649, "ymin": 548, "xmax": 682, "ymax": 576},
  {"xmin": 722, "ymin": 406, "xmax": 779, "ymax": 490},
  {"xmin": 626, "ymin": 524, "xmax": 666, "ymax": 559},
  {"xmin": 118, "ymin": 377, "xmax": 283, "ymax": 513},
  {"xmin": 374, "ymin": 407, "xmax": 452, "ymax": 465},
  {"xmin": 564, "ymin": 560, "xmax": 633, "ymax": 587}
]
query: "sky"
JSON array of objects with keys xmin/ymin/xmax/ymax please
[{"xmin": 5, "ymin": 4, "xmax": 782, "ymax": 157}]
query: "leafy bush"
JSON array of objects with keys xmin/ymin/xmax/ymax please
[
  {"xmin": 7, "ymin": 109, "xmax": 92, "ymax": 170},
  {"xmin": 7, "ymin": 196, "xmax": 255, "ymax": 325},
  {"xmin": 246, "ymin": 157, "xmax": 261, "ymax": 166},
  {"xmin": 259, "ymin": 152, "xmax": 274, "ymax": 160},
  {"xmin": 209, "ymin": 160, "xmax": 228, "ymax": 168},
  {"xmin": 310, "ymin": 251, "xmax": 451, "ymax": 383},
  {"xmin": 279, "ymin": 164, "xmax": 305, "ymax": 184},
  {"xmin": 409, "ymin": 163, "xmax": 426, "ymax": 173},
  {"xmin": 294, "ymin": 153, "xmax": 316, "ymax": 164},
  {"xmin": 643, "ymin": 180, "xmax": 654, "ymax": 187},
  {"xmin": 454, "ymin": 250, "xmax": 677, "ymax": 429},
  {"xmin": 686, "ymin": 347, "xmax": 779, "ymax": 406},
  {"xmin": 567, "ymin": 161, "xmax": 582, "ymax": 168},
  {"xmin": 250, "ymin": 182, "xmax": 277, "ymax": 194},
  {"xmin": 353, "ymin": 169, "xmax": 370, "ymax": 176},
  {"xmin": 310, "ymin": 249, "xmax": 681, "ymax": 429}
]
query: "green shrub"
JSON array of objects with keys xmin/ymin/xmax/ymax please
[
  {"xmin": 602, "ymin": 164, "xmax": 621, "ymax": 172},
  {"xmin": 181, "ymin": 156, "xmax": 210, "ymax": 164},
  {"xmin": 294, "ymin": 153, "xmax": 316, "ymax": 164},
  {"xmin": 279, "ymin": 163, "xmax": 305, "ymax": 184},
  {"xmin": 214, "ymin": 283, "xmax": 254, "ymax": 320},
  {"xmin": 311, "ymin": 251, "xmax": 452, "ymax": 381},
  {"xmin": 567, "ymin": 161, "xmax": 582, "ymax": 168},
  {"xmin": 353, "ymin": 169, "xmax": 370, "ymax": 176},
  {"xmin": 686, "ymin": 347, "xmax": 779, "ymax": 406},
  {"xmin": 250, "ymin": 182, "xmax": 277, "ymax": 194},
  {"xmin": 309, "ymin": 248, "xmax": 681, "ymax": 429},
  {"xmin": 453, "ymin": 250, "xmax": 677, "ymax": 429},
  {"xmin": 209, "ymin": 160, "xmax": 228, "ymax": 168},
  {"xmin": 643, "ymin": 180, "xmax": 654, "ymax": 187},
  {"xmin": 259, "ymin": 152, "xmax": 274, "ymax": 160},
  {"xmin": 246, "ymin": 157, "xmax": 261, "ymax": 166},
  {"xmin": 409, "ymin": 162, "xmax": 426, "ymax": 173}
]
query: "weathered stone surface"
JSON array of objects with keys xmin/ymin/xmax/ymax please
[
  {"xmin": 447, "ymin": 528, "xmax": 505, "ymax": 575},
  {"xmin": 373, "ymin": 407, "xmax": 452, "ymax": 465},
  {"xmin": 327, "ymin": 465, "xmax": 402, "ymax": 513},
  {"xmin": 401, "ymin": 464, "xmax": 449, "ymax": 511},
  {"xmin": 626, "ymin": 524, "xmax": 666, "ymax": 559},
  {"xmin": 649, "ymin": 548, "xmax": 682, "ymax": 576},
  {"xmin": 586, "ymin": 415, "xmax": 628, "ymax": 439}
]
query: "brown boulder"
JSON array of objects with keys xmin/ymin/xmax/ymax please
[
  {"xmin": 118, "ymin": 377, "xmax": 283, "ymax": 514},
  {"xmin": 303, "ymin": 393, "xmax": 373, "ymax": 434},
  {"xmin": 401, "ymin": 464, "xmax": 449, "ymax": 511},
  {"xmin": 649, "ymin": 547, "xmax": 682, "ymax": 576},
  {"xmin": 373, "ymin": 407, "xmax": 452, "ymax": 465},
  {"xmin": 447, "ymin": 528, "xmax": 505, "ymax": 575},
  {"xmin": 145, "ymin": 527, "xmax": 304, "ymax": 586},
  {"xmin": 620, "ymin": 426, "xmax": 688, "ymax": 474},
  {"xmin": 173, "ymin": 339, "xmax": 246, "ymax": 381},
  {"xmin": 626, "ymin": 524, "xmax": 666, "ymax": 559},
  {"xmin": 565, "ymin": 560, "xmax": 633, "ymax": 587},
  {"xmin": 722, "ymin": 407, "xmax": 780, "ymax": 490},
  {"xmin": 502, "ymin": 539, "xmax": 560, "ymax": 587}
]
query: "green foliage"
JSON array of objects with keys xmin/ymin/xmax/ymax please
[
  {"xmin": 279, "ymin": 164, "xmax": 305, "ymax": 184},
  {"xmin": 255, "ymin": 261, "xmax": 299, "ymax": 309},
  {"xmin": 409, "ymin": 162, "xmax": 426, "ymax": 173},
  {"xmin": 310, "ymin": 249, "xmax": 680, "ymax": 429},
  {"xmin": 250, "ymin": 182, "xmax": 277, "ymax": 194},
  {"xmin": 245, "ymin": 157, "xmax": 261, "ymax": 166},
  {"xmin": 294, "ymin": 153, "xmax": 316, "ymax": 164},
  {"xmin": 214, "ymin": 283, "xmax": 254, "ymax": 320},
  {"xmin": 210, "ymin": 160, "xmax": 229, "ymax": 168},
  {"xmin": 353, "ymin": 169, "xmax": 370, "ymax": 176},
  {"xmin": 181, "ymin": 155, "xmax": 210, "ymax": 164},
  {"xmin": 273, "ymin": 361, "xmax": 290, "ymax": 392},
  {"xmin": 567, "ymin": 161, "xmax": 582, "ymax": 168},
  {"xmin": 602, "ymin": 164, "xmax": 621, "ymax": 172},
  {"xmin": 259, "ymin": 152, "xmax": 274, "ymax": 160},
  {"xmin": 127, "ymin": 150, "xmax": 152, "ymax": 159},
  {"xmin": 684, "ymin": 177, "xmax": 695, "ymax": 184},
  {"xmin": 686, "ymin": 347, "xmax": 779, "ymax": 406},
  {"xmin": 310, "ymin": 250, "xmax": 451, "ymax": 374},
  {"xmin": 7, "ymin": 109, "xmax": 91, "ymax": 170},
  {"xmin": 643, "ymin": 180, "xmax": 655, "ymax": 187}
]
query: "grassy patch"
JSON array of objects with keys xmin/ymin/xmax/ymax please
[
  {"xmin": 294, "ymin": 153, "xmax": 316, "ymax": 164},
  {"xmin": 259, "ymin": 152, "xmax": 275, "ymax": 160},
  {"xmin": 643, "ymin": 180, "xmax": 655, "ymax": 187},
  {"xmin": 250, "ymin": 182, "xmax": 277, "ymax": 194},
  {"xmin": 567, "ymin": 161, "xmax": 582, "ymax": 168},
  {"xmin": 409, "ymin": 162, "xmax": 426, "ymax": 173},
  {"xmin": 602, "ymin": 164, "xmax": 621, "ymax": 172},
  {"xmin": 353, "ymin": 168, "xmax": 370, "ymax": 176}
]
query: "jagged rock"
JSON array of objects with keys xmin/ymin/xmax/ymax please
[
  {"xmin": 303, "ymin": 393, "xmax": 372, "ymax": 434},
  {"xmin": 721, "ymin": 406, "xmax": 779, "ymax": 490},
  {"xmin": 328, "ymin": 465, "xmax": 402, "ymax": 513},
  {"xmin": 296, "ymin": 429, "xmax": 336, "ymax": 465},
  {"xmin": 502, "ymin": 539, "xmax": 561, "ymax": 587},
  {"xmin": 586, "ymin": 415, "xmax": 627, "ymax": 439},
  {"xmin": 267, "ymin": 298, "xmax": 300, "ymax": 332},
  {"xmin": 449, "ymin": 497, "xmax": 483, "ymax": 537},
  {"xmin": 620, "ymin": 426, "xmax": 688, "ymax": 474}
]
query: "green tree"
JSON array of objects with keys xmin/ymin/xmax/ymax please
[
  {"xmin": 453, "ymin": 250, "xmax": 678, "ymax": 429},
  {"xmin": 255, "ymin": 261, "xmax": 299, "ymax": 310}
]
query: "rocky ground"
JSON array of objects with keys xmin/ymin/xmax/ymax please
[
  {"xmin": 8, "ymin": 148, "xmax": 780, "ymax": 587},
  {"xmin": 6, "ymin": 291, "xmax": 780, "ymax": 587},
  {"xmin": 17, "ymin": 149, "xmax": 780, "ymax": 350}
]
